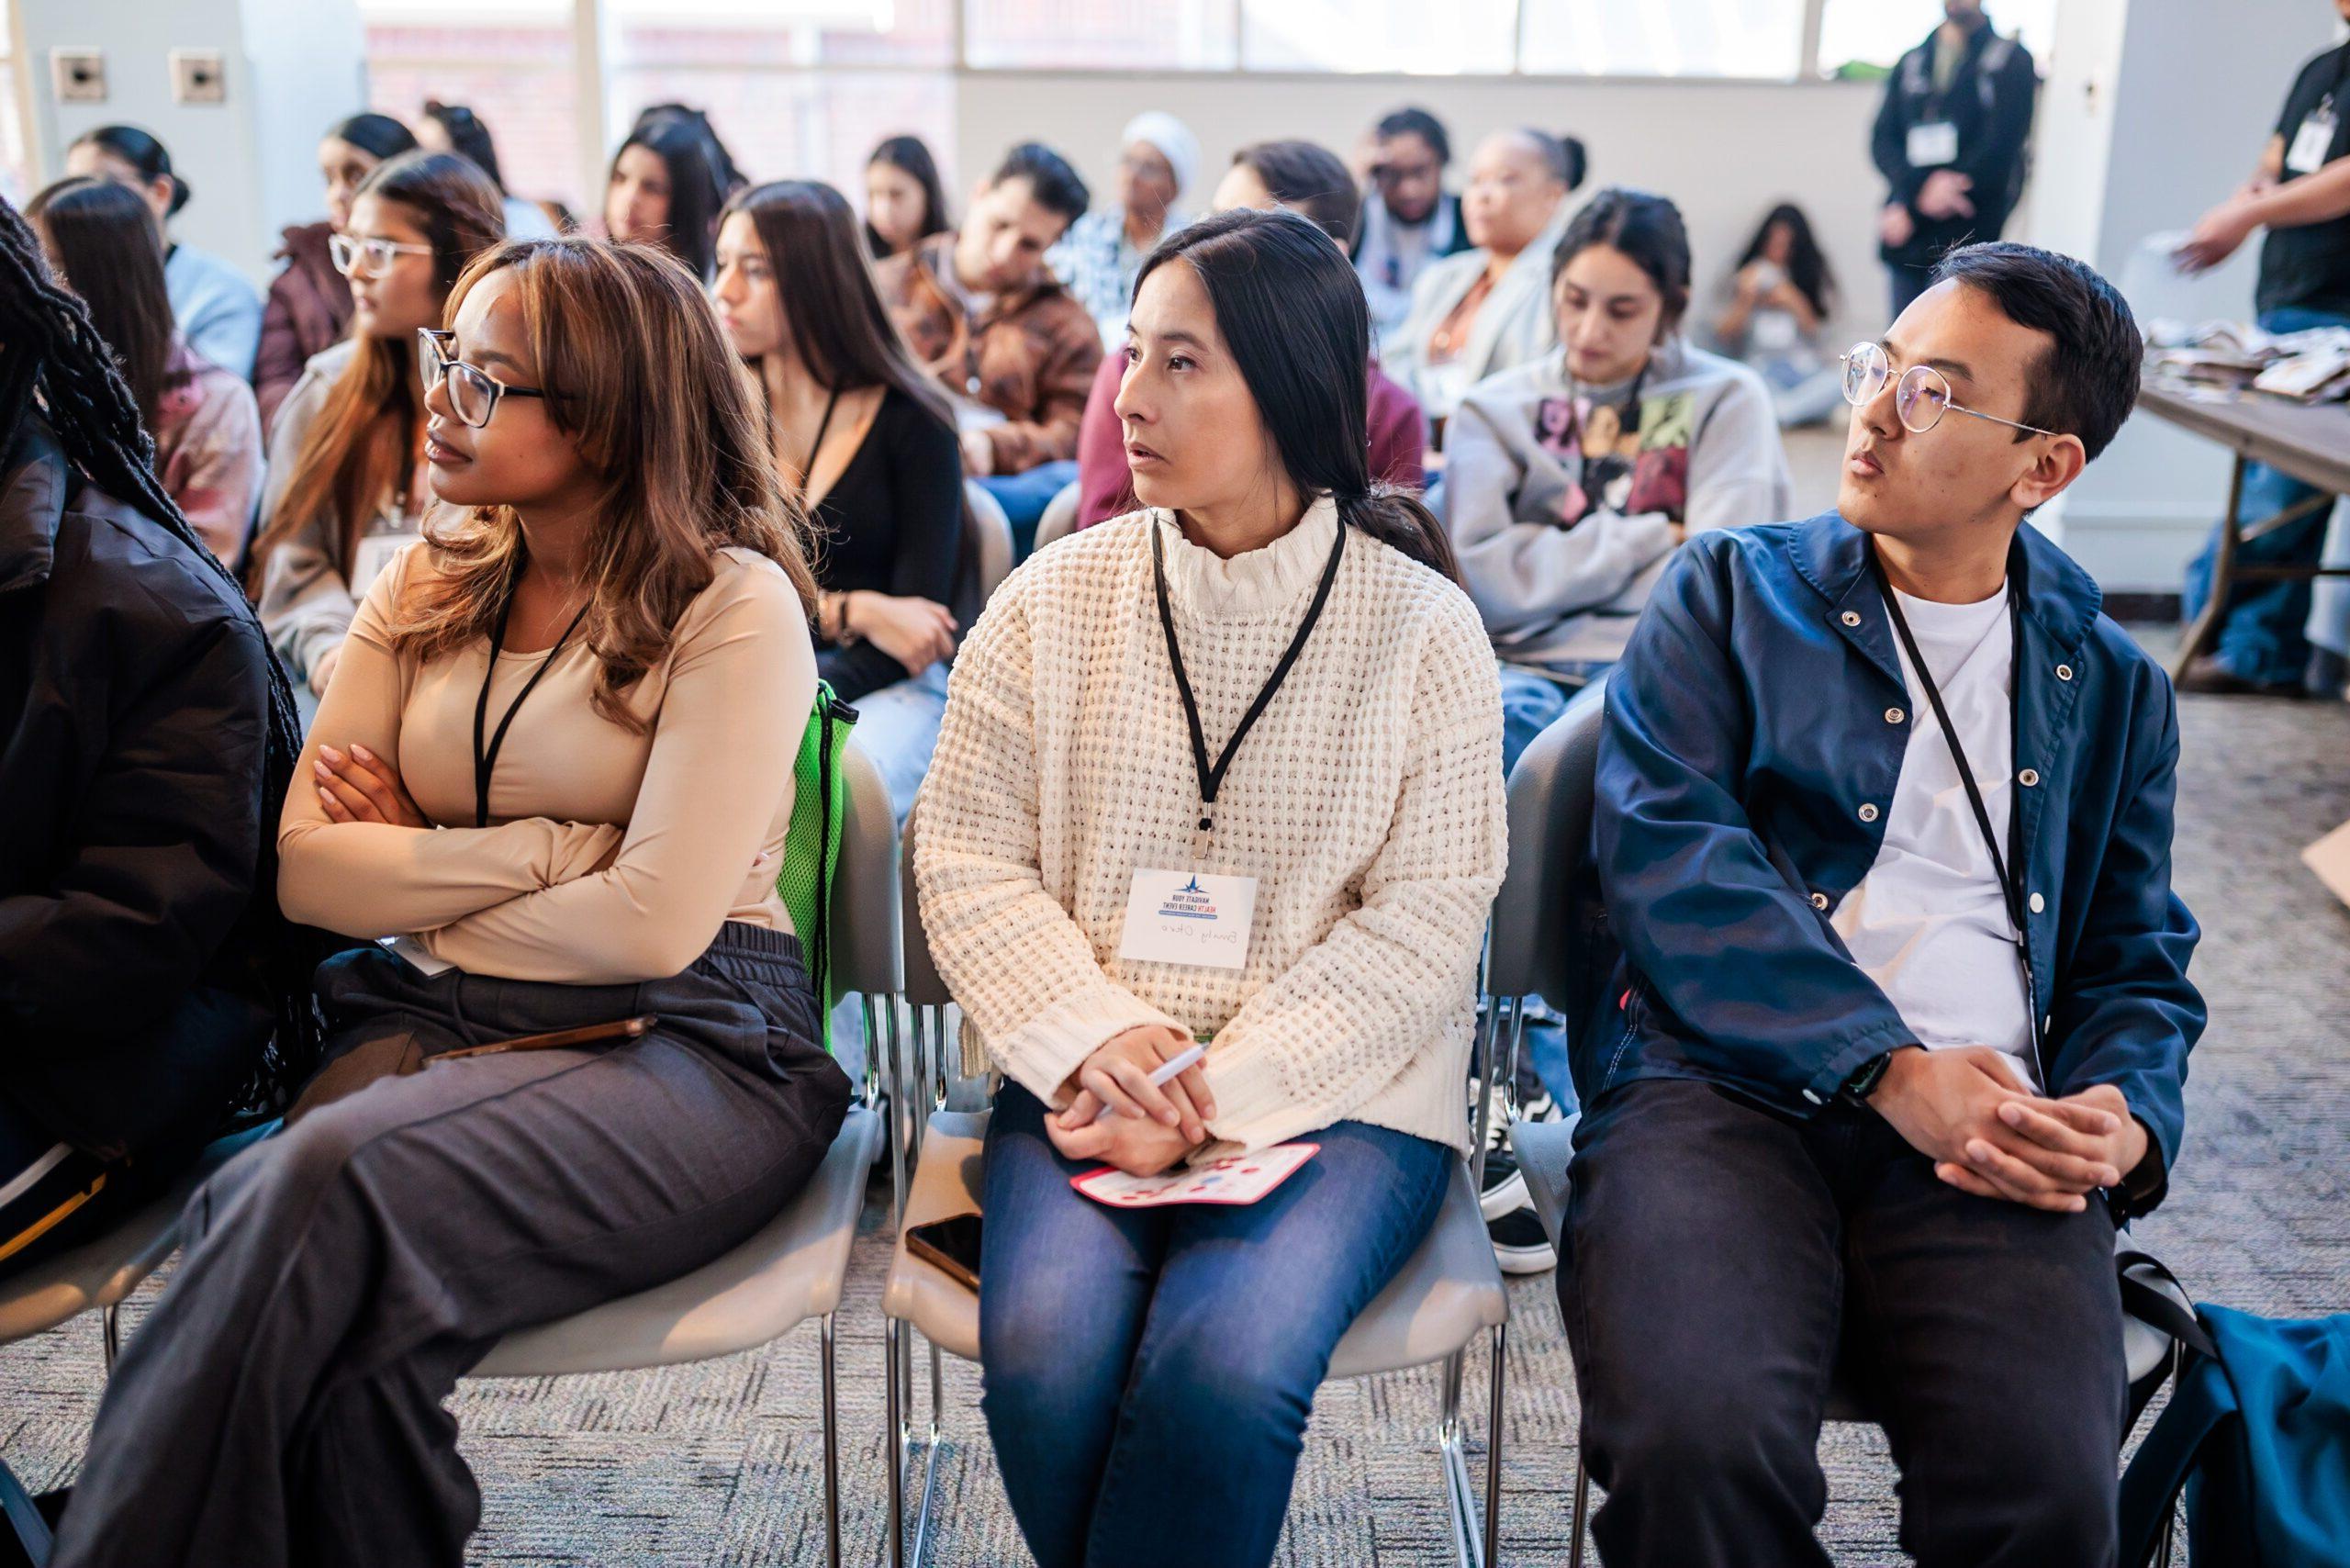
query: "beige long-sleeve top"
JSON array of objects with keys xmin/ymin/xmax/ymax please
[
  {"xmin": 912, "ymin": 498, "xmax": 1507, "ymax": 1159},
  {"xmin": 278, "ymin": 540, "xmax": 816, "ymax": 983}
]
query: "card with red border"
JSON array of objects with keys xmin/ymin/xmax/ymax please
[{"xmin": 1071, "ymin": 1143, "xmax": 1318, "ymax": 1208}]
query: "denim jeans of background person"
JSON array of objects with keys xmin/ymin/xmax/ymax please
[
  {"xmin": 2180, "ymin": 306, "xmax": 2350, "ymax": 689},
  {"xmin": 1570, "ymin": 245, "xmax": 2202, "ymax": 1568},
  {"xmin": 980, "ymin": 457, "xmax": 1081, "ymax": 557},
  {"xmin": 979, "ymin": 1085, "xmax": 1449, "ymax": 1568}
]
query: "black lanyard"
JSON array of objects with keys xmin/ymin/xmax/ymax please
[
  {"xmin": 473, "ymin": 566, "xmax": 591, "ymax": 829},
  {"xmin": 1868, "ymin": 553, "xmax": 2043, "ymax": 1060},
  {"xmin": 1150, "ymin": 512, "xmax": 1345, "ymax": 843}
]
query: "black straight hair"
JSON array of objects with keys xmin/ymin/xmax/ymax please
[
  {"xmin": 1134, "ymin": 207, "xmax": 1455, "ymax": 581},
  {"xmin": 610, "ymin": 111, "xmax": 730, "ymax": 281},
  {"xmin": 1736, "ymin": 202, "xmax": 1836, "ymax": 319},
  {"xmin": 26, "ymin": 176, "xmax": 181, "ymax": 437},
  {"xmin": 864, "ymin": 134, "xmax": 950, "ymax": 260},
  {"xmin": 72, "ymin": 124, "xmax": 188, "ymax": 216},
  {"xmin": 327, "ymin": 111, "xmax": 418, "ymax": 164},
  {"xmin": 990, "ymin": 141, "xmax": 1090, "ymax": 227},
  {"xmin": 1930, "ymin": 241, "xmax": 2143, "ymax": 462},
  {"xmin": 0, "ymin": 191, "xmax": 324, "ymax": 1108},
  {"xmin": 1553, "ymin": 186, "xmax": 1693, "ymax": 330},
  {"xmin": 1231, "ymin": 140, "xmax": 1360, "ymax": 246},
  {"xmin": 423, "ymin": 101, "xmax": 506, "ymax": 194},
  {"xmin": 722, "ymin": 178, "xmax": 953, "ymax": 432},
  {"xmin": 1374, "ymin": 106, "xmax": 1450, "ymax": 167}
]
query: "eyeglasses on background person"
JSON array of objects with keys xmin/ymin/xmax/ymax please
[{"xmin": 329, "ymin": 230, "xmax": 434, "ymax": 276}]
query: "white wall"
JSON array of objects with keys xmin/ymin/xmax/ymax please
[
  {"xmin": 2036, "ymin": 0, "xmax": 2344, "ymax": 591},
  {"xmin": 956, "ymin": 72, "xmax": 1894, "ymax": 354},
  {"xmin": 15, "ymin": 0, "xmax": 364, "ymax": 283}
]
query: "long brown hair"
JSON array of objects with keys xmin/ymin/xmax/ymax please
[
  {"xmin": 390, "ymin": 238, "xmax": 818, "ymax": 732},
  {"xmin": 247, "ymin": 151, "xmax": 503, "ymax": 588},
  {"xmin": 26, "ymin": 176, "xmax": 181, "ymax": 437},
  {"xmin": 721, "ymin": 178, "xmax": 953, "ymax": 433}
]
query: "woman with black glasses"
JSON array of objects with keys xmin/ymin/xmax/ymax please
[{"xmin": 252, "ymin": 151, "xmax": 504, "ymax": 703}]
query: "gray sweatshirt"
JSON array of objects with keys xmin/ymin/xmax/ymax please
[
  {"xmin": 1443, "ymin": 339, "xmax": 1789, "ymax": 671},
  {"xmin": 254, "ymin": 339, "xmax": 431, "ymax": 683}
]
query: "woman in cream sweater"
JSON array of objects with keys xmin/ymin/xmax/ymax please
[
  {"xmin": 51, "ymin": 239, "xmax": 854, "ymax": 1568},
  {"xmin": 913, "ymin": 207, "xmax": 1506, "ymax": 1568}
]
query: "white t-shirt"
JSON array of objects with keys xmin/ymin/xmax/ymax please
[{"xmin": 1830, "ymin": 583, "xmax": 2037, "ymax": 1088}]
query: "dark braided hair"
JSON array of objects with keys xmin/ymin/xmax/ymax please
[{"xmin": 0, "ymin": 192, "xmax": 326, "ymax": 1114}]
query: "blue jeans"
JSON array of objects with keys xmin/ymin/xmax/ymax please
[
  {"xmin": 979, "ymin": 459, "xmax": 1080, "ymax": 560},
  {"xmin": 852, "ymin": 661, "xmax": 948, "ymax": 827},
  {"xmin": 978, "ymin": 1083, "xmax": 1450, "ymax": 1568},
  {"xmin": 2181, "ymin": 305, "xmax": 2350, "ymax": 687}
]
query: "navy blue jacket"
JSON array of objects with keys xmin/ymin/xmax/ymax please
[{"xmin": 1587, "ymin": 511, "xmax": 2203, "ymax": 1213}]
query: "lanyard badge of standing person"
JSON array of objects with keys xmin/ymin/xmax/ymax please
[
  {"xmin": 1117, "ymin": 512, "xmax": 1346, "ymax": 973},
  {"xmin": 2287, "ymin": 51, "xmax": 2350, "ymax": 176}
]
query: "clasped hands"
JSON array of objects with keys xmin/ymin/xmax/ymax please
[
  {"xmin": 1868, "ymin": 1046, "xmax": 2148, "ymax": 1214},
  {"xmin": 1046, "ymin": 1025, "xmax": 1217, "ymax": 1177}
]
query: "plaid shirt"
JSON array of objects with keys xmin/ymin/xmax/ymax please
[{"xmin": 1048, "ymin": 206, "xmax": 1189, "ymax": 346}]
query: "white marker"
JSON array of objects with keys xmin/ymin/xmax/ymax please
[{"xmin": 1089, "ymin": 1044, "xmax": 1207, "ymax": 1125}]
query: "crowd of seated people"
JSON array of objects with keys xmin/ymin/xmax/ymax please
[{"xmin": 0, "ymin": 85, "xmax": 2211, "ymax": 1568}]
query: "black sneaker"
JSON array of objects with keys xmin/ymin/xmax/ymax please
[
  {"xmin": 1487, "ymin": 1202, "xmax": 1557, "ymax": 1275},
  {"xmin": 1479, "ymin": 1139, "xmax": 1529, "ymax": 1221}
]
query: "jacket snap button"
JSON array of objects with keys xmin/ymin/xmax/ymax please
[
  {"xmin": 1885, "ymin": 707, "xmax": 1905, "ymax": 724},
  {"xmin": 2056, "ymin": 664, "xmax": 2074, "ymax": 681},
  {"xmin": 2029, "ymin": 891, "xmax": 2045, "ymax": 914},
  {"xmin": 2018, "ymin": 767, "xmax": 2040, "ymax": 787},
  {"xmin": 1858, "ymin": 802, "xmax": 1880, "ymax": 823},
  {"xmin": 1809, "ymin": 891, "xmax": 1830, "ymax": 911},
  {"xmin": 1841, "ymin": 610, "xmax": 1863, "ymax": 627}
]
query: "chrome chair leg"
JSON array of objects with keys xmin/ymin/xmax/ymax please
[
  {"xmin": 1568, "ymin": 1450, "xmax": 1592, "ymax": 1568},
  {"xmin": 820, "ymin": 1313, "xmax": 841, "ymax": 1568},
  {"xmin": 885, "ymin": 1316, "xmax": 905, "ymax": 1568},
  {"xmin": 102, "ymin": 1301, "xmax": 121, "ymax": 1373},
  {"xmin": 1483, "ymin": 1321, "xmax": 1506, "ymax": 1568}
]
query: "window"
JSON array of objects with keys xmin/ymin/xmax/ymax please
[
  {"xmin": 1521, "ymin": 0, "xmax": 1808, "ymax": 80},
  {"xmin": 1241, "ymin": 0, "xmax": 1516, "ymax": 75},
  {"xmin": 361, "ymin": 0, "xmax": 584, "ymax": 210},
  {"xmin": 1815, "ymin": 0, "xmax": 2058, "ymax": 78},
  {"xmin": 962, "ymin": 0, "xmax": 1236, "ymax": 72},
  {"xmin": 605, "ymin": 0, "xmax": 955, "ymax": 200}
]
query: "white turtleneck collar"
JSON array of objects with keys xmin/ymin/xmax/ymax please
[{"xmin": 1151, "ymin": 495, "xmax": 1342, "ymax": 622}]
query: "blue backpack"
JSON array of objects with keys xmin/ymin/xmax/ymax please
[{"xmin": 2118, "ymin": 1295, "xmax": 2350, "ymax": 1567}]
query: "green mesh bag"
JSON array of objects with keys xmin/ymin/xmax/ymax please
[{"xmin": 778, "ymin": 684, "xmax": 857, "ymax": 1053}]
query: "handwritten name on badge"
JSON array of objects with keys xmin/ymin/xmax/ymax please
[{"xmin": 1117, "ymin": 868, "xmax": 1259, "ymax": 970}]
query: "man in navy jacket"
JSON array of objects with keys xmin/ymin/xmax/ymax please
[{"xmin": 1570, "ymin": 241, "xmax": 2202, "ymax": 1568}]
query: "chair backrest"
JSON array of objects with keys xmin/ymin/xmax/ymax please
[
  {"xmin": 1487, "ymin": 683, "xmax": 1606, "ymax": 1005},
  {"xmin": 1032, "ymin": 480, "xmax": 1081, "ymax": 553},
  {"xmin": 898, "ymin": 804, "xmax": 953, "ymax": 1009},
  {"xmin": 828, "ymin": 738, "xmax": 902, "ymax": 998},
  {"xmin": 956, "ymin": 481, "xmax": 1015, "ymax": 627}
]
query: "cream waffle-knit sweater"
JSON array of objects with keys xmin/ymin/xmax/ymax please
[{"xmin": 912, "ymin": 497, "xmax": 1505, "ymax": 1159}]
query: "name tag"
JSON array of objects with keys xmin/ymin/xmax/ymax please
[
  {"xmin": 1117, "ymin": 868, "xmax": 1259, "ymax": 970},
  {"xmin": 2288, "ymin": 109, "xmax": 2339, "ymax": 176},
  {"xmin": 350, "ymin": 532, "xmax": 408, "ymax": 599},
  {"xmin": 1907, "ymin": 120, "xmax": 1960, "ymax": 169}
]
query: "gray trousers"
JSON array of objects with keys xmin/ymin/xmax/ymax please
[{"xmin": 51, "ymin": 923, "xmax": 854, "ymax": 1568}]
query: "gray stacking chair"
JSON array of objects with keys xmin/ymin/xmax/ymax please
[
  {"xmin": 0, "ymin": 1120, "xmax": 274, "ymax": 1556},
  {"xmin": 1030, "ymin": 480, "xmax": 1082, "ymax": 554},
  {"xmin": 957, "ymin": 482, "xmax": 1016, "ymax": 630},
  {"xmin": 1493, "ymin": 695, "xmax": 2199, "ymax": 1568},
  {"xmin": 470, "ymin": 739, "xmax": 901, "ymax": 1568},
  {"xmin": 880, "ymin": 817, "xmax": 1509, "ymax": 1568}
]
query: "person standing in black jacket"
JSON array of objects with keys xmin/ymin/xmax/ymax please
[
  {"xmin": 1871, "ymin": 1, "xmax": 2039, "ymax": 315},
  {"xmin": 0, "ymin": 191, "xmax": 314, "ymax": 1279}
]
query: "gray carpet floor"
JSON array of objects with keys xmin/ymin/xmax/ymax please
[{"xmin": 3, "ymin": 658, "xmax": 2344, "ymax": 1565}]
